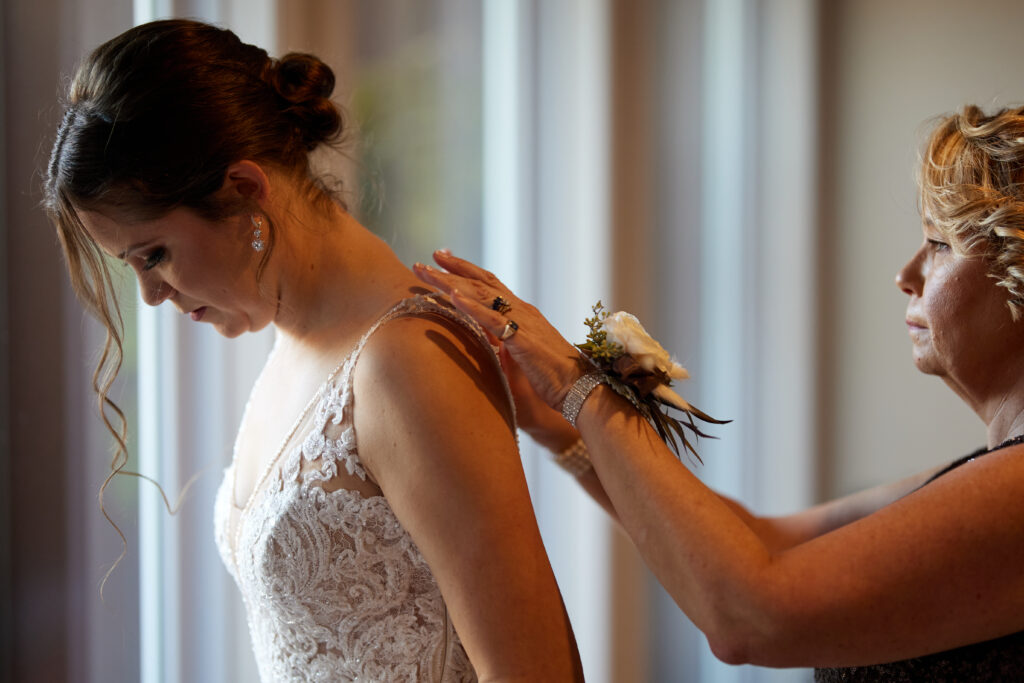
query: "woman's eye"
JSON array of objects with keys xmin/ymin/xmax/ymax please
[
  {"xmin": 927, "ymin": 239, "xmax": 949, "ymax": 252},
  {"xmin": 143, "ymin": 247, "xmax": 166, "ymax": 270}
]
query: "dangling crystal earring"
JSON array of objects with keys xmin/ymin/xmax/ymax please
[{"xmin": 251, "ymin": 214, "xmax": 265, "ymax": 252}]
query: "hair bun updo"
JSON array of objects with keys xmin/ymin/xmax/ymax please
[
  {"xmin": 264, "ymin": 53, "xmax": 343, "ymax": 152},
  {"xmin": 47, "ymin": 19, "xmax": 350, "ymax": 220}
]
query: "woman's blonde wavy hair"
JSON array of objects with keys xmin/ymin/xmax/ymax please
[{"xmin": 919, "ymin": 104, "xmax": 1024, "ymax": 319}]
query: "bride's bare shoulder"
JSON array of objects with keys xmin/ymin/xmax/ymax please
[
  {"xmin": 349, "ymin": 312, "xmax": 515, "ymax": 470},
  {"xmin": 356, "ymin": 311, "xmax": 505, "ymax": 399}
]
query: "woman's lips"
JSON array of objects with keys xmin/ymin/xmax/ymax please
[
  {"xmin": 190, "ymin": 306, "xmax": 207, "ymax": 322},
  {"xmin": 906, "ymin": 318, "xmax": 926, "ymax": 331}
]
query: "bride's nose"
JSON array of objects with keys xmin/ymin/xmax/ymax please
[{"xmin": 139, "ymin": 273, "xmax": 174, "ymax": 306}]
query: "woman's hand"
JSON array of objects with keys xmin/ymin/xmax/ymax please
[
  {"xmin": 413, "ymin": 250, "xmax": 588, "ymax": 412},
  {"xmin": 500, "ymin": 346, "xmax": 582, "ymax": 452}
]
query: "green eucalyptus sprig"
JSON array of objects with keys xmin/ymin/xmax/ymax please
[{"xmin": 575, "ymin": 301, "xmax": 623, "ymax": 364}]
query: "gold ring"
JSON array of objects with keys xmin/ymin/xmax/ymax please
[{"xmin": 498, "ymin": 320, "xmax": 519, "ymax": 341}]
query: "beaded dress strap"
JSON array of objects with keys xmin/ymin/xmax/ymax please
[{"xmin": 341, "ymin": 294, "xmax": 502, "ymax": 384}]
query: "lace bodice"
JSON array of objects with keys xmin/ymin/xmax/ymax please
[{"xmin": 214, "ymin": 296, "xmax": 494, "ymax": 682}]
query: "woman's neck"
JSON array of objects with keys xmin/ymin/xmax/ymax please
[
  {"xmin": 268, "ymin": 203, "xmax": 425, "ymax": 351},
  {"xmin": 985, "ymin": 396, "xmax": 1024, "ymax": 449}
]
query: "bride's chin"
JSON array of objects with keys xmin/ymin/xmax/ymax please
[
  {"xmin": 215, "ymin": 326, "xmax": 246, "ymax": 339},
  {"xmin": 212, "ymin": 317, "xmax": 249, "ymax": 339},
  {"xmin": 219, "ymin": 312, "xmax": 276, "ymax": 338}
]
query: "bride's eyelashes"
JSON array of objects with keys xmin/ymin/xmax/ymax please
[{"xmin": 143, "ymin": 247, "xmax": 167, "ymax": 270}]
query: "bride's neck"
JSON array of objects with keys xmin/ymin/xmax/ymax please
[{"xmin": 270, "ymin": 206, "xmax": 422, "ymax": 350}]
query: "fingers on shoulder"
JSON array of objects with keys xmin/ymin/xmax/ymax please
[{"xmin": 434, "ymin": 250, "xmax": 499, "ymax": 283}]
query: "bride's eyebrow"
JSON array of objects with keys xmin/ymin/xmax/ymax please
[{"xmin": 118, "ymin": 239, "xmax": 156, "ymax": 260}]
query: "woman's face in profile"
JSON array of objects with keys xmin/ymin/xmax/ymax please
[
  {"xmin": 896, "ymin": 215, "xmax": 1024, "ymax": 388},
  {"xmin": 78, "ymin": 206, "xmax": 276, "ymax": 338}
]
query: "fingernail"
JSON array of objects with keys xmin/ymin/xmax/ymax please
[
  {"xmin": 436, "ymin": 248, "xmax": 452, "ymax": 256},
  {"xmin": 414, "ymin": 262, "xmax": 434, "ymax": 271}
]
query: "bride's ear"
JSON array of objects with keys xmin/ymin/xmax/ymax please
[{"xmin": 222, "ymin": 160, "xmax": 271, "ymax": 204}]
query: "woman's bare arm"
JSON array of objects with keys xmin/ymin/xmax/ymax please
[
  {"xmin": 413, "ymin": 253, "xmax": 1024, "ymax": 668},
  {"xmin": 517, "ymin": 355, "xmax": 947, "ymax": 553},
  {"xmin": 353, "ymin": 314, "xmax": 583, "ymax": 682},
  {"xmin": 579, "ymin": 388, "xmax": 1024, "ymax": 668}
]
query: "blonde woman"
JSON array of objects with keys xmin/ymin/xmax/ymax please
[{"xmin": 416, "ymin": 105, "xmax": 1024, "ymax": 680}]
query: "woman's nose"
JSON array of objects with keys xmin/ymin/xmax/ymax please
[
  {"xmin": 139, "ymin": 274, "xmax": 173, "ymax": 306},
  {"xmin": 895, "ymin": 248, "xmax": 924, "ymax": 296}
]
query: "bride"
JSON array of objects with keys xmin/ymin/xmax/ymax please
[{"xmin": 45, "ymin": 19, "xmax": 582, "ymax": 682}]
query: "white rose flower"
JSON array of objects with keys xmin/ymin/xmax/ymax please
[
  {"xmin": 602, "ymin": 312, "xmax": 689, "ymax": 380},
  {"xmin": 576, "ymin": 301, "xmax": 727, "ymax": 459}
]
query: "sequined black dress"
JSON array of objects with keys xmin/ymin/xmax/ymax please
[{"xmin": 814, "ymin": 440, "xmax": 1024, "ymax": 682}]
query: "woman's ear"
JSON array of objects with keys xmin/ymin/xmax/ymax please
[{"xmin": 222, "ymin": 160, "xmax": 271, "ymax": 203}]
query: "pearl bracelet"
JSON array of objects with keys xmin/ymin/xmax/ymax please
[
  {"xmin": 552, "ymin": 438, "xmax": 592, "ymax": 477},
  {"xmin": 560, "ymin": 372, "xmax": 610, "ymax": 427}
]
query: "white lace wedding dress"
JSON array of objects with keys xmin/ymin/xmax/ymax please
[{"xmin": 214, "ymin": 296, "xmax": 492, "ymax": 682}]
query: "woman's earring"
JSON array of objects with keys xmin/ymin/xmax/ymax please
[{"xmin": 251, "ymin": 215, "xmax": 265, "ymax": 252}]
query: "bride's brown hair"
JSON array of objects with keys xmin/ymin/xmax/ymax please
[{"xmin": 43, "ymin": 19, "xmax": 345, "ymax": 590}]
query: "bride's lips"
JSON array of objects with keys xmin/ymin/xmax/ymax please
[
  {"xmin": 906, "ymin": 318, "xmax": 926, "ymax": 331},
  {"xmin": 190, "ymin": 306, "xmax": 207, "ymax": 322}
]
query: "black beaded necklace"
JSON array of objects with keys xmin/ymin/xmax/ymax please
[
  {"xmin": 989, "ymin": 433, "xmax": 1024, "ymax": 452},
  {"xmin": 923, "ymin": 432, "xmax": 1024, "ymax": 486}
]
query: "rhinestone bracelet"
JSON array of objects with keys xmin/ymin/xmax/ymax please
[
  {"xmin": 561, "ymin": 372, "xmax": 610, "ymax": 428},
  {"xmin": 552, "ymin": 438, "xmax": 592, "ymax": 477}
]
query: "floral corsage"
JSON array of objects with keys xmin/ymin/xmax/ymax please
[{"xmin": 573, "ymin": 302, "xmax": 728, "ymax": 461}]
